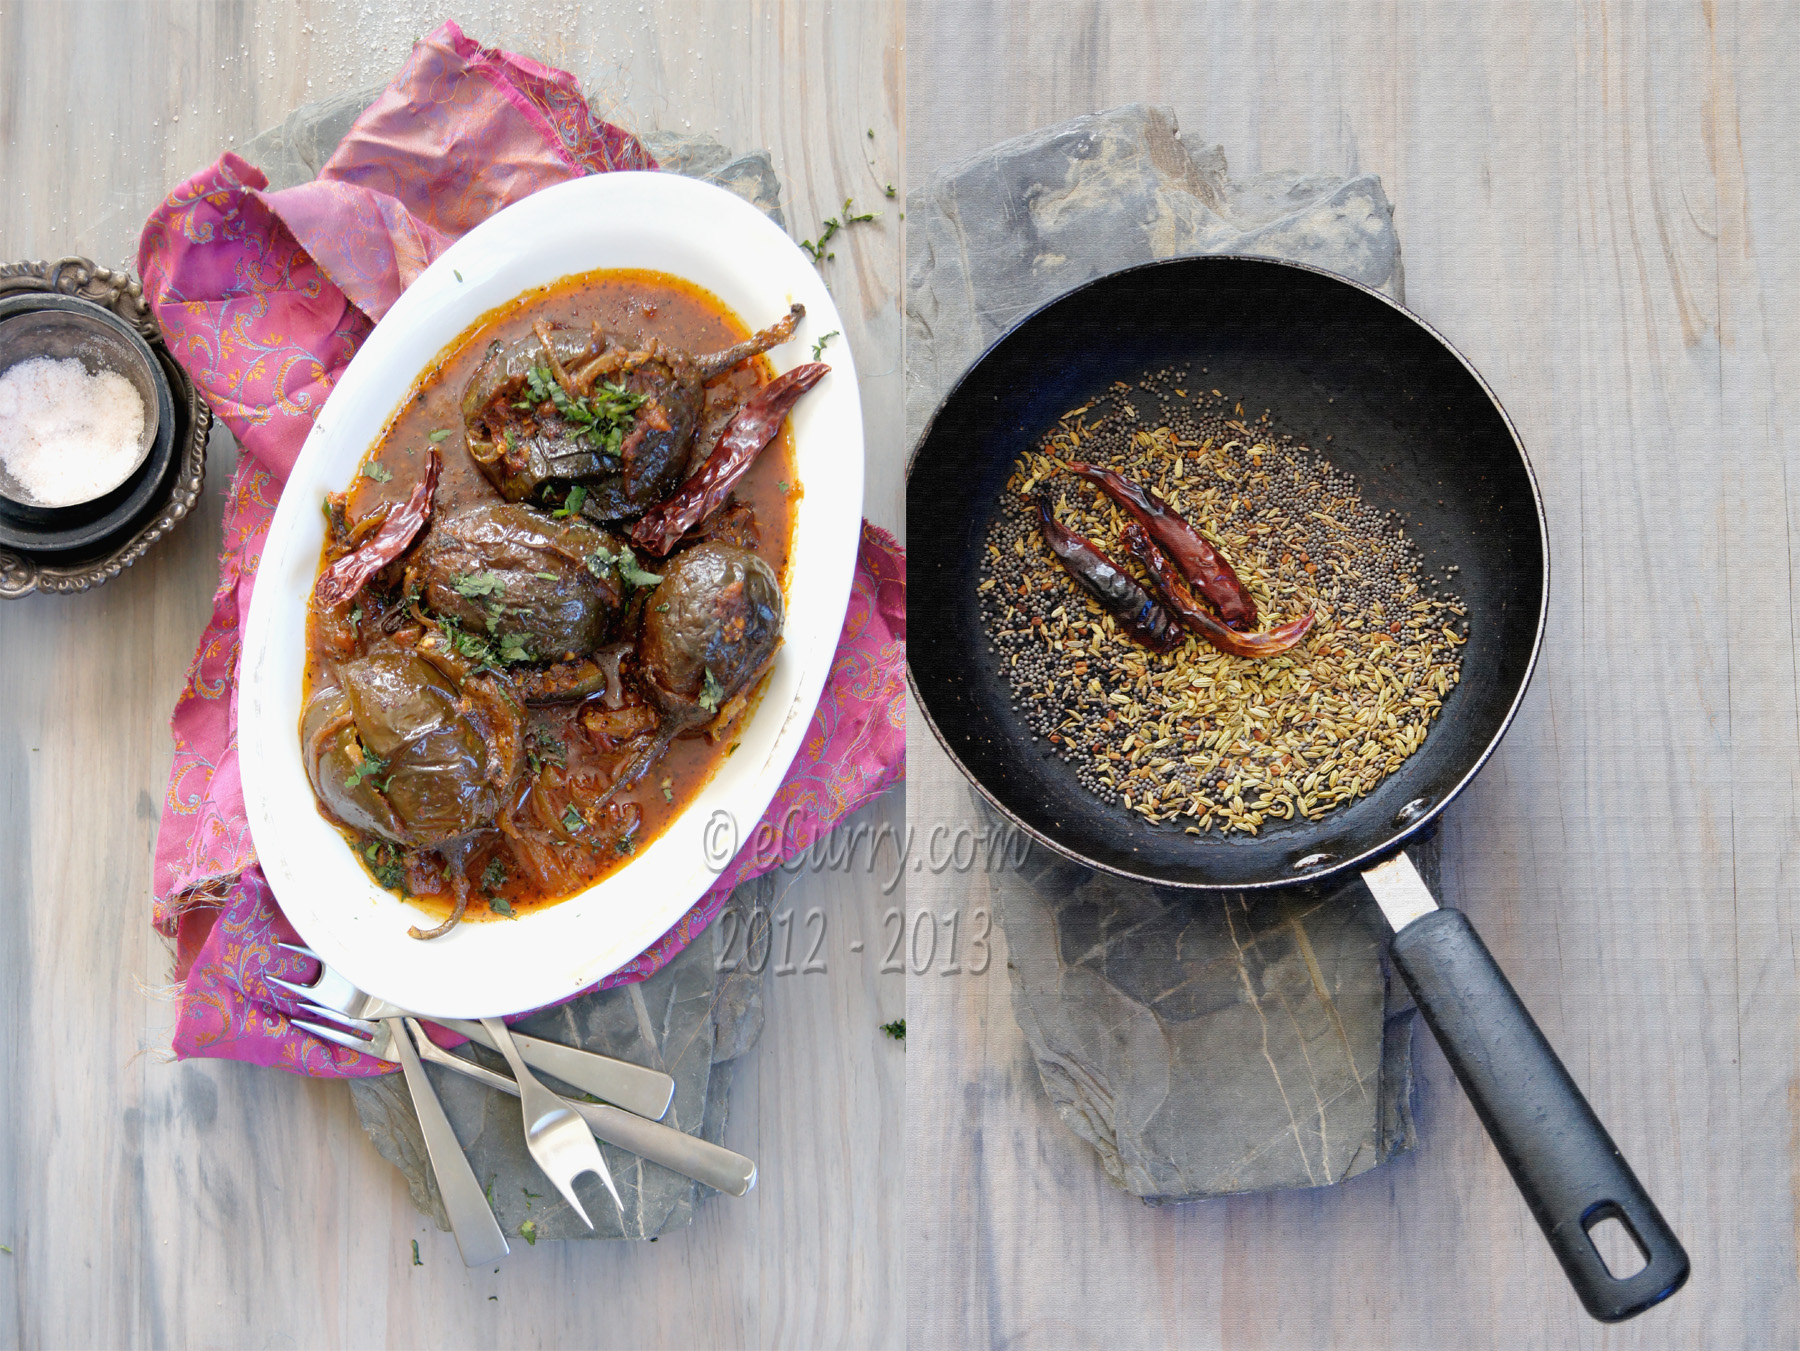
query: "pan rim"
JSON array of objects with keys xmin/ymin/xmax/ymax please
[{"xmin": 905, "ymin": 252, "xmax": 1550, "ymax": 891}]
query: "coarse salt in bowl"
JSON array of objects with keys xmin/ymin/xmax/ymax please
[{"xmin": 0, "ymin": 308, "xmax": 162, "ymax": 510}]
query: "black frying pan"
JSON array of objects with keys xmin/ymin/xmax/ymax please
[{"xmin": 907, "ymin": 256, "xmax": 1688, "ymax": 1322}]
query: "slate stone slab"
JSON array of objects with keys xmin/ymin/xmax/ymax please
[
  {"xmin": 236, "ymin": 88, "xmax": 794, "ymax": 1241},
  {"xmin": 905, "ymin": 102, "xmax": 1404, "ymax": 447},
  {"xmin": 978, "ymin": 791, "xmax": 1425, "ymax": 1201},
  {"xmin": 908, "ymin": 105, "xmax": 1416, "ymax": 1200}
]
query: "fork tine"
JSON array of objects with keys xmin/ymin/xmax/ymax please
[
  {"xmin": 553, "ymin": 1175, "xmax": 594, "ymax": 1229},
  {"xmin": 293, "ymin": 1001, "xmax": 383, "ymax": 1036},
  {"xmin": 276, "ymin": 941, "xmax": 321, "ymax": 962},
  {"xmin": 265, "ymin": 972, "xmax": 318, "ymax": 1001},
  {"xmin": 292, "ymin": 1017, "xmax": 397, "ymax": 1062}
]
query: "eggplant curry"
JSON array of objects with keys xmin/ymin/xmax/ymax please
[{"xmin": 301, "ymin": 269, "xmax": 827, "ymax": 939}]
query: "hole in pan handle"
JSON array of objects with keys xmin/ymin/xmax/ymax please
[{"xmin": 1362, "ymin": 853, "xmax": 1690, "ymax": 1323}]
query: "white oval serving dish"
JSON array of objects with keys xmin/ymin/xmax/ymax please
[{"xmin": 239, "ymin": 171, "xmax": 863, "ymax": 1017}]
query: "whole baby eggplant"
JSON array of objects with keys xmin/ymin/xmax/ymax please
[{"xmin": 302, "ymin": 648, "xmax": 523, "ymax": 849}]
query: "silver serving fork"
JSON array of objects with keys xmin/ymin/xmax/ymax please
[
  {"xmin": 294, "ymin": 1006, "xmax": 623, "ymax": 1224},
  {"xmin": 481, "ymin": 1015, "xmax": 619, "ymax": 1228},
  {"xmin": 380, "ymin": 1016, "xmax": 509, "ymax": 1266},
  {"xmin": 290, "ymin": 1006, "xmax": 756, "ymax": 1195},
  {"xmin": 268, "ymin": 943, "xmax": 675, "ymax": 1120}
]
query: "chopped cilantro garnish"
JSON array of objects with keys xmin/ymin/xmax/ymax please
[
  {"xmin": 361, "ymin": 840, "xmax": 405, "ymax": 891},
  {"xmin": 778, "ymin": 480, "xmax": 789, "ymax": 494},
  {"xmin": 514, "ymin": 367, "xmax": 646, "ymax": 459},
  {"xmin": 535, "ymin": 571, "xmax": 558, "ymax": 581},
  {"xmin": 656, "ymin": 602, "xmax": 670, "ymax": 613},
  {"xmin": 811, "ymin": 330, "xmax": 838, "ymax": 361},
  {"xmin": 553, "ymin": 483, "xmax": 587, "ymax": 518},
  {"xmin": 453, "ymin": 269, "xmax": 463, "ymax": 282},
  {"xmin": 660, "ymin": 778, "xmax": 674, "ymax": 803},
  {"xmin": 362, "ymin": 461, "xmax": 393, "ymax": 483},
  {"xmin": 488, "ymin": 896, "xmax": 517, "ymax": 918},
  {"xmin": 411, "ymin": 1240, "xmax": 421, "ymax": 1266},
  {"xmin": 561, "ymin": 804, "xmax": 585, "ymax": 834},
  {"xmin": 428, "ymin": 429, "xmax": 451, "ymax": 442},
  {"xmin": 480, "ymin": 857, "xmax": 508, "ymax": 894},
  {"xmin": 880, "ymin": 1018, "xmax": 906, "ymax": 1041},
  {"xmin": 698, "ymin": 668, "xmax": 726, "ymax": 714},
  {"xmin": 586, "ymin": 545, "xmax": 662, "ymax": 589},
  {"xmin": 519, "ymin": 1219, "xmax": 538, "ymax": 1245},
  {"xmin": 497, "ymin": 632, "xmax": 533, "ymax": 665},
  {"xmin": 344, "ymin": 750, "xmax": 390, "ymax": 792},
  {"xmin": 452, "ymin": 571, "xmax": 506, "ymax": 600},
  {"xmin": 615, "ymin": 833, "xmax": 637, "ymax": 856}
]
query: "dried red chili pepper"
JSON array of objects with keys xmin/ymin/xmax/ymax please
[
  {"xmin": 1065, "ymin": 460, "xmax": 1257, "ymax": 629},
  {"xmin": 630, "ymin": 362, "xmax": 830, "ymax": 556},
  {"xmin": 1037, "ymin": 497, "xmax": 1182, "ymax": 653},
  {"xmin": 1119, "ymin": 519, "xmax": 1313, "ymax": 659},
  {"xmin": 315, "ymin": 447, "xmax": 441, "ymax": 609}
]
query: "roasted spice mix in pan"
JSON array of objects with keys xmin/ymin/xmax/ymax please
[{"xmin": 979, "ymin": 371, "xmax": 1470, "ymax": 836}]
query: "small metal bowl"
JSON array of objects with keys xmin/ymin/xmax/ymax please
[{"xmin": 0, "ymin": 294, "xmax": 177, "ymax": 552}]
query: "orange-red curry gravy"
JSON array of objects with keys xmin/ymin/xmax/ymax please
[{"xmin": 302, "ymin": 269, "xmax": 800, "ymax": 923}]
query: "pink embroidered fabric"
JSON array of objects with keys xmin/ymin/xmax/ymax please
[{"xmin": 139, "ymin": 21, "xmax": 905, "ymax": 1076}]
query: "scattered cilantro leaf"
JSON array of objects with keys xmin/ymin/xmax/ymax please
[
  {"xmin": 884, "ymin": 183, "xmax": 896, "ymax": 199},
  {"xmin": 0, "ymin": 1245, "xmax": 11, "ymax": 1256},
  {"xmin": 586, "ymin": 545, "xmax": 662, "ymax": 589},
  {"xmin": 615, "ymin": 833, "xmax": 637, "ymax": 856},
  {"xmin": 453, "ymin": 269, "xmax": 463, "ymax": 282},
  {"xmin": 661, "ymin": 778, "xmax": 674, "ymax": 803},
  {"xmin": 361, "ymin": 840, "xmax": 406, "ymax": 891},
  {"xmin": 452, "ymin": 571, "xmax": 506, "ymax": 600},
  {"xmin": 349, "ymin": 605, "xmax": 362, "ymax": 627},
  {"xmin": 534, "ymin": 730, "xmax": 567, "ymax": 767},
  {"xmin": 362, "ymin": 460, "xmax": 393, "ymax": 484},
  {"xmin": 866, "ymin": 128, "xmax": 874, "ymax": 139},
  {"xmin": 811, "ymin": 330, "xmax": 839, "ymax": 361},
  {"xmin": 698, "ymin": 668, "xmax": 726, "ymax": 714},
  {"xmin": 344, "ymin": 750, "xmax": 390, "ymax": 792},
  {"xmin": 880, "ymin": 1018, "xmax": 906, "ymax": 1041},
  {"xmin": 497, "ymin": 632, "xmax": 533, "ymax": 665},
  {"xmin": 519, "ymin": 1219, "xmax": 538, "ymax": 1246},
  {"xmin": 561, "ymin": 804, "xmax": 585, "ymax": 834},
  {"xmin": 514, "ymin": 367, "xmax": 645, "ymax": 458},
  {"xmin": 428, "ymin": 428, "xmax": 451, "ymax": 442},
  {"xmin": 535, "ymin": 571, "xmax": 558, "ymax": 581},
  {"xmin": 656, "ymin": 602, "xmax": 670, "ymax": 612},
  {"xmin": 777, "ymin": 481, "xmax": 789, "ymax": 494},
  {"xmin": 843, "ymin": 197, "xmax": 878, "ymax": 223},
  {"xmin": 481, "ymin": 857, "xmax": 508, "ymax": 893},
  {"xmin": 553, "ymin": 483, "xmax": 587, "ymax": 518},
  {"xmin": 411, "ymin": 1240, "xmax": 421, "ymax": 1266},
  {"xmin": 488, "ymin": 896, "xmax": 517, "ymax": 918},
  {"xmin": 523, "ymin": 1188, "xmax": 541, "ymax": 1199}
]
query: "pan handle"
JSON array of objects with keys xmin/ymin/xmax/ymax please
[{"xmin": 1388, "ymin": 905, "xmax": 1689, "ymax": 1322}]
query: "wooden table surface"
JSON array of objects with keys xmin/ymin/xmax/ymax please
[
  {"xmin": 0, "ymin": 3, "xmax": 902, "ymax": 1348},
  {"xmin": 905, "ymin": 2, "xmax": 1799, "ymax": 1348}
]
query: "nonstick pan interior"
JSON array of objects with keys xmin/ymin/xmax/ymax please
[{"xmin": 907, "ymin": 256, "xmax": 1547, "ymax": 889}]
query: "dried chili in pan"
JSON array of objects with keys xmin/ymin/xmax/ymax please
[
  {"xmin": 1036, "ymin": 496, "xmax": 1182, "ymax": 653},
  {"xmin": 1066, "ymin": 459, "xmax": 1257, "ymax": 629},
  {"xmin": 1119, "ymin": 519, "xmax": 1313, "ymax": 659}
]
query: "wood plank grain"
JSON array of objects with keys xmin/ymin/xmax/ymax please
[
  {"xmin": 906, "ymin": 1, "xmax": 1799, "ymax": 1346},
  {"xmin": 0, "ymin": 3, "xmax": 902, "ymax": 1347}
]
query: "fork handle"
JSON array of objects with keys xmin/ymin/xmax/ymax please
[
  {"xmin": 387, "ymin": 1018, "xmax": 509, "ymax": 1267},
  {"xmin": 436, "ymin": 1016, "xmax": 676, "ymax": 1122}
]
